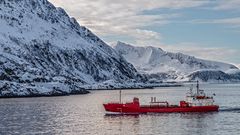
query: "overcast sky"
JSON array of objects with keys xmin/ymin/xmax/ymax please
[{"xmin": 49, "ymin": 0, "xmax": 240, "ymax": 67}]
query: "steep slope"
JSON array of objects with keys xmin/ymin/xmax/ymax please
[
  {"xmin": 188, "ymin": 70, "xmax": 237, "ymax": 82},
  {"xmin": 0, "ymin": 0, "xmax": 141, "ymax": 97},
  {"xmin": 114, "ymin": 41, "xmax": 239, "ymax": 82}
]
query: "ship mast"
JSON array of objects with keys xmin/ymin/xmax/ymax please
[
  {"xmin": 119, "ymin": 90, "xmax": 122, "ymax": 103},
  {"xmin": 196, "ymin": 80, "xmax": 199, "ymax": 95}
]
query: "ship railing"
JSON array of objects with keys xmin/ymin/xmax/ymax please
[
  {"xmin": 104, "ymin": 102, "xmax": 122, "ymax": 104},
  {"xmin": 149, "ymin": 101, "xmax": 169, "ymax": 107}
]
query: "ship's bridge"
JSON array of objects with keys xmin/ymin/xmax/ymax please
[{"xmin": 185, "ymin": 81, "xmax": 215, "ymax": 106}]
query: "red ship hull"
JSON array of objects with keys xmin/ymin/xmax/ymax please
[
  {"xmin": 104, "ymin": 82, "xmax": 219, "ymax": 114},
  {"xmin": 103, "ymin": 103, "xmax": 219, "ymax": 114}
]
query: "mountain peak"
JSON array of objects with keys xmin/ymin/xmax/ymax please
[
  {"xmin": 0, "ymin": 0, "xmax": 140, "ymax": 97},
  {"xmin": 114, "ymin": 42, "xmax": 238, "ymax": 81},
  {"xmin": 116, "ymin": 41, "xmax": 164, "ymax": 52}
]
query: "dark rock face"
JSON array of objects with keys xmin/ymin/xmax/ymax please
[
  {"xmin": 188, "ymin": 70, "xmax": 240, "ymax": 82},
  {"xmin": 0, "ymin": 0, "xmax": 140, "ymax": 97}
]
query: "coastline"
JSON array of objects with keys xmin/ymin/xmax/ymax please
[
  {"xmin": 1, "ymin": 81, "xmax": 239, "ymax": 98},
  {"xmin": 0, "ymin": 83, "xmax": 183, "ymax": 98}
]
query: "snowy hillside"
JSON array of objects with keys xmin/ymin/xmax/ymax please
[
  {"xmin": 114, "ymin": 41, "xmax": 240, "ymax": 82},
  {"xmin": 188, "ymin": 70, "xmax": 240, "ymax": 82},
  {"xmin": 0, "ymin": 0, "xmax": 142, "ymax": 97}
]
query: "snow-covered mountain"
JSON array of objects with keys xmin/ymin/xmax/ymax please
[
  {"xmin": 114, "ymin": 41, "xmax": 240, "ymax": 82},
  {"xmin": 0, "ymin": 0, "xmax": 142, "ymax": 97}
]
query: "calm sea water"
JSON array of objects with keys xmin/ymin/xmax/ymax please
[{"xmin": 0, "ymin": 84, "xmax": 240, "ymax": 135}]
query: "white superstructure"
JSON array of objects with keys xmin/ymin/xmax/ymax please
[{"xmin": 185, "ymin": 81, "xmax": 215, "ymax": 107}]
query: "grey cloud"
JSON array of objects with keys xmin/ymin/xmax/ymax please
[
  {"xmin": 213, "ymin": 0, "xmax": 240, "ymax": 10},
  {"xmin": 161, "ymin": 43, "xmax": 239, "ymax": 64},
  {"xmin": 48, "ymin": 0, "xmax": 208, "ymax": 45},
  {"xmin": 191, "ymin": 17, "xmax": 240, "ymax": 29}
]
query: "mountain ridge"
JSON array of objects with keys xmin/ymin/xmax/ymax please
[{"xmin": 114, "ymin": 41, "xmax": 240, "ymax": 82}]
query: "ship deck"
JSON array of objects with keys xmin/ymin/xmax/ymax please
[{"xmin": 140, "ymin": 105, "xmax": 179, "ymax": 108}]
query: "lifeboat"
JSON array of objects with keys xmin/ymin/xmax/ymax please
[{"xmin": 103, "ymin": 81, "xmax": 219, "ymax": 114}]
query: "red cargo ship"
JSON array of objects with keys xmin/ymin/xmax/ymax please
[{"xmin": 103, "ymin": 81, "xmax": 219, "ymax": 114}]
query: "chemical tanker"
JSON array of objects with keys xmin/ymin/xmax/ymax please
[{"xmin": 103, "ymin": 81, "xmax": 219, "ymax": 114}]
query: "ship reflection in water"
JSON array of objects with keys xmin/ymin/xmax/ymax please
[{"xmin": 104, "ymin": 112, "xmax": 218, "ymax": 135}]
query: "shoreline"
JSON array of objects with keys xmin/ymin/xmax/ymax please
[
  {"xmin": 0, "ymin": 83, "xmax": 183, "ymax": 98},
  {"xmin": 88, "ymin": 84, "xmax": 183, "ymax": 91},
  {"xmin": 0, "ymin": 90, "xmax": 90, "ymax": 99},
  {"xmin": 1, "ymin": 82, "xmax": 238, "ymax": 98}
]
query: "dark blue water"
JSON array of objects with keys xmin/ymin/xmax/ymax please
[{"xmin": 0, "ymin": 84, "xmax": 239, "ymax": 135}]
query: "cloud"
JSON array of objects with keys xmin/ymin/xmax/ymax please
[
  {"xmin": 47, "ymin": 0, "xmax": 240, "ymax": 65},
  {"xmin": 213, "ymin": 0, "xmax": 240, "ymax": 10},
  {"xmin": 196, "ymin": 1, "xmax": 240, "ymax": 30},
  {"xmin": 193, "ymin": 17, "xmax": 240, "ymax": 29},
  {"xmin": 48, "ymin": 0, "xmax": 208, "ymax": 45},
  {"xmin": 159, "ymin": 42, "xmax": 239, "ymax": 64}
]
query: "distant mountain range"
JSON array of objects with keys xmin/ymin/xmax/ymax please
[{"xmin": 114, "ymin": 41, "xmax": 240, "ymax": 82}]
